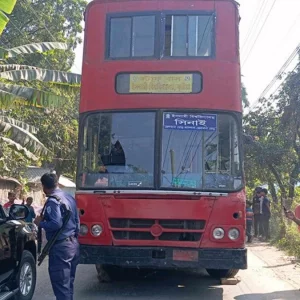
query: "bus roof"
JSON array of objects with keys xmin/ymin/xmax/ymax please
[{"xmin": 87, "ymin": 0, "xmax": 239, "ymax": 8}]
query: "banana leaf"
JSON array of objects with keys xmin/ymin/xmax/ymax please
[
  {"xmin": 0, "ymin": 0, "xmax": 17, "ymax": 35},
  {"xmin": 0, "ymin": 68, "xmax": 81, "ymax": 85},
  {"xmin": 0, "ymin": 136, "xmax": 38, "ymax": 161},
  {"xmin": 0, "ymin": 42, "xmax": 68, "ymax": 59},
  {"xmin": 0, "ymin": 115, "xmax": 38, "ymax": 134},
  {"xmin": 0, "ymin": 119, "xmax": 48, "ymax": 156},
  {"xmin": 0, "ymin": 82, "xmax": 66, "ymax": 108}
]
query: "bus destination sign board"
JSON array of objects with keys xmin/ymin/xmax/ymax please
[
  {"xmin": 129, "ymin": 74, "xmax": 193, "ymax": 93},
  {"xmin": 116, "ymin": 72, "xmax": 202, "ymax": 94}
]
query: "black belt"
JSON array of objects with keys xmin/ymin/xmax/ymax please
[{"xmin": 55, "ymin": 235, "xmax": 77, "ymax": 244}]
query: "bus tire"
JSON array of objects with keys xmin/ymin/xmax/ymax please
[{"xmin": 206, "ymin": 268, "xmax": 239, "ymax": 279}]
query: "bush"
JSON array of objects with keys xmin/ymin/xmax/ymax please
[{"xmin": 271, "ymin": 200, "xmax": 300, "ymax": 258}]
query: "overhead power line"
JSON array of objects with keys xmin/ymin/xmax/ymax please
[
  {"xmin": 248, "ymin": 45, "xmax": 300, "ymax": 113},
  {"xmin": 259, "ymin": 47, "xmax": 300, "ymax": 99},
  {"xmin": 242, "ymin": 0, "xmax": 278, "ymax": 67},
  {"xmin": 241, "ymin": 0, "xmax": 269, "ymax": 52}
]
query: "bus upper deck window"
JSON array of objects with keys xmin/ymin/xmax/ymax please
[
  {"xmin": 164, "ymin": 14, "xmax": 214, "ymax": 57},
  {"xmin": 109, "ymin": 15, "xmax": 155, "ymax": 58}
]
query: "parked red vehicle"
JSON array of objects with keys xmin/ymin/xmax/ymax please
[{"xmin": 76, "ymin": 0, "xmax": 246, "ymax": 280}]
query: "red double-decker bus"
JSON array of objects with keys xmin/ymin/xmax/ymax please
[{"xmin": 77, "ymin": 0, "xmax": 246, "ymax": 280}]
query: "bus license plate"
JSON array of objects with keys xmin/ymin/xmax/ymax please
[{"xmin": 173, "ymin": 250, "xmax": 199, "ymax": 262}]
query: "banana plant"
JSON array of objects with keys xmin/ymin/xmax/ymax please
[
  {"xmin": 0, "ymin": 115, "xmax": 47, "ymax": 161},
  {"xmin": 0, "ymin": 42, "xmax": 81, "ymax": 108},
  {"xmin": 0, "ymin": 41, "xmax": 80, "ymax": 163},
  {"xmin": 0, "ymin": 0, "xmax": 17, "ymax": 35}
]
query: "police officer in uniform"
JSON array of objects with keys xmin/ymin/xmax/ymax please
[{"xmin": 34, "ymin": 173, "xmax": 80, "ymax": 300}]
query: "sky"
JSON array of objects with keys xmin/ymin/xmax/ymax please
[{"xmin": 72, "ymin": 0, "xmax": 300, "ymax": 107}]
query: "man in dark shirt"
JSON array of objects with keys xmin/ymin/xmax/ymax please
[
  {"xmin": 260, "ymin": 188, "xmax": 271, "ymax": 241},
  {"xmin": 34, "ymin": 173, "xmax": 80, "ymax": 300},
  {"xmin": 25, "ymin": 197, "xmax": 36, "ymax": 223},
  {"xmin": 252, "ymin": 187, "xmax": 263, "ymax": 237}
]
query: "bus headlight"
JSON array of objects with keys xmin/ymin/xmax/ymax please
[
  {"xmin": 213, "ymin": 227, "xmax": 225, "ymax": 240},
  {"xmin": 228, "ymin": 228, "xmax": 240, "ymax": 240},
  {"xmin": 91, "ymin": 224, "xmax": 103, "ymax": 237},
  {"xmin": 79, "ymin": 224, "xmax": 88, "ymax": 236}
]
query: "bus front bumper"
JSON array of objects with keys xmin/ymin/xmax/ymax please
[{"xmin": 79, "ymin": 245, "xmax": 247, "ymax": 270}]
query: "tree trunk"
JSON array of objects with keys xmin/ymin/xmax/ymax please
[
  {"xmin": 267, "ymin": 179, "xmax": 278, "ymax": 203},
  {"xmin": 267, "ymin": 163, "xmax": 287, "ymax": 201},
  {"xmin": 288, "ymin": 162, "xmax": 300, "ymax": 202},
  {"xmin": 267, "ymin": 163, "xmax": 289, "ymax": 210}
]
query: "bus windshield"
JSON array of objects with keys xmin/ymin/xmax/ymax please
[
  {"xmin": 80, "ymin": 112, "xmax": 155, "ymax": 188},
  {"xmin": 161, "ymin": 113, "xmax": 242, "ymax": 191},
  {"xmin": 79, "ymin": 112, "xmax": 242, "ymax": 191}
]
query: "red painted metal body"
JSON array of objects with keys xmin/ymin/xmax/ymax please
[
  {"xmin": 80, "ymin": 0, "xmax": 241, "ymax": 113},
  {"xmin": 77, "ymin": 0, "xmax": 246, "ymax": 269},
  {"xmin": 78, "ymin": 192, "xmax": 245, "ymax": 249}
]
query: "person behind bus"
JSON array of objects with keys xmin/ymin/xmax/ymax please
[
  {"xmin": 246, "ymin": 201, "xmax": 254, "ymax": 243},
  {"xmin": 260, "ymin": 188, "xmax": 271, "ymax": 241},
  {"xmin": 252, "ymin": 187, "xmax": 263, "ymax": 237},
  {"xmin": 24, "ymin": 196, "xmax": 36, "ymax": 223}
]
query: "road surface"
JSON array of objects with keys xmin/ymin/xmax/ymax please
[{"xmin": 33, "ymin": 242, "xmax": 300, "ymax": 300}]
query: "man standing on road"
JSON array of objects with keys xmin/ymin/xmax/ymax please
[
  {"xmin": 252, "ymin": 187, "xmax": 263, "ymax": 237},
  {"xmin": 34, "ymin": 173, "xmax": 80, "ymax": 300},
  {"xmin": 260, "ymin": 188, "xmax": 271, "ymax": 241}
]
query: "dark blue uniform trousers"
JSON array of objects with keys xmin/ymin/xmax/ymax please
[{"xmin": 49, "ymin": 238, "xmax": 80, "ymax": 300}]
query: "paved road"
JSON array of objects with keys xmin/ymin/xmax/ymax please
[{"xmin": 33, "ymin": 244, "xmax": 300, "ymax": 300}]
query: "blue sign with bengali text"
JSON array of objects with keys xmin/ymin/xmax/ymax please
[{"xmin": 163, "ymin": 113, "xmax": 217, "ymax": 131}]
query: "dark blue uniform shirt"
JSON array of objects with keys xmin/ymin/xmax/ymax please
[{"xmin": 40, "ymin": 189, "xmax": 79, "ymax": 241}]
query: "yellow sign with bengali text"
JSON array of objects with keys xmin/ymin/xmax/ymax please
[{"xmin": 129, "ymin": 74, "xmax": 193, "ymax": 94}]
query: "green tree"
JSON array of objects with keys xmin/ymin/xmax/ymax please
[
  {"xmin": 0, "ymin": 42, "xmax": 81, "ymax": 180},
  {"xmin": 242, "ymin": 82, "xmax": 250, "ymax": 109},
  {"xmin": 0, "ymin": 0, "xmax": 87, "ymax": 71},
  {"xmin": 243, "ymin": 62, "xmax": 300, "ymax": 207},
  {"xmin": 6, "ymin": 88, "xmax": 80, "ymax": 180}
]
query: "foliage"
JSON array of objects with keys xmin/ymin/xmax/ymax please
[
  {"xmin": 0, "ymin": 42, "xmax": 67, "ymax": 59},
  {"xmin": 272, "ymin": 199, "xmax": 300, "ymax": 258},
  {"xmin": 243, "ymin": 62, "xmax": 300, "ymax": 206},
  {"xmin": 0, "ymin": 132, "xmax": 33, "ymax": 181},
  {"xmin": 0, "ymin": 1, "xmax": 85, "ymax": 183},
  {"xmin": 0, "ymin": 0, "xmax": 87, "ymax": 71},
  {"xmin": 0, "ymin": 42, "xmax": 81, "ymax": 109},
  {"xmin": 242, "ymin": 82, "xmax": 249, "ymax": 109},
  {"xmin": 6, "ymin": 87, "xmax": 80, "ymax": 180},
  {"xmin": 0, "ymin": 0, "xmax": 17, "ymax": 35}
]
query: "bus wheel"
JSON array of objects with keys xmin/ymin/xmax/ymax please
[
  {"xmin": 95, "ymin": 264, "xmax": 124, "ymax": 282},
  {"xmin": 206, "ymin": 269, "xmax": 239, "ymax": 279}
]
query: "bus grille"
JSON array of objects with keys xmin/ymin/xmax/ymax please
[{"xmin": 109, "ymin": 219, "xmax": 205, "ymax": 241}]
